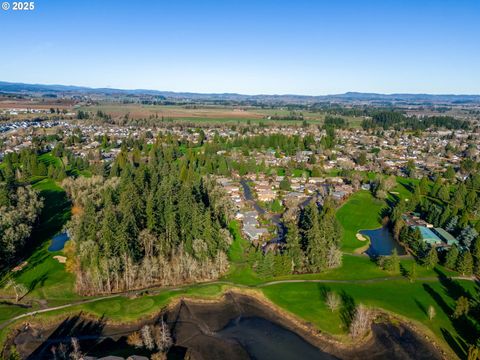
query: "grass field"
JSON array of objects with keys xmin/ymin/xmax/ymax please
[
  {"xmin": 262, "ymin": 278, "xmax": 479, "ymax": 358},
  {"xmin": 336, "ymin": 190, "xmax": 387, "ymax": 253},
  {"xmin": 0, "ymin": 178, "xmax": 74, "ymax": 314},
  {"xmin": 38, "ymin": 152, "xmax": 62, "ymax": 168},
  {"xmin": 31, "ymin": 178, "xmax": 71, "ymax": 240},
  {"xmin": 1, "ymin": 242, "xmax": 79, "ymax": 301},
  {"xmin": 82, "ymin": 283, "xmax": 225, "ymax": 321},
  {"xmin": 223, "ymin": 220, "xmax": 261, "ymax": 285}
]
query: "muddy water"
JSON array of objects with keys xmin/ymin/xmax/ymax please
[
  {"xmin": 217, "ymin": 316, "xmax": 336, "ymax": 360},
  {"xmin": 10, "ymin": 293, "xmax": 443, "ymax": 360}
]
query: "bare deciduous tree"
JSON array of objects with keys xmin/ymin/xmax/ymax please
[
  {"xmin": 127, "ymin": 331, "xmax": 143, "ymax": 348},
  {"xmin": 141, "ymin": 325, "xmax": 155, "ymax": 350},
  {"xmin": 325, "ymin": 291, "xmax": 341, "ymax": 312},
  {"xmin": 428, "ymin": 305, "xmax": 436, "ymax": 320},
  {"xmin": 69, "ymin": 338, "xmax": 82, "ymax": 360},
  {"xmin": 5, "ymin": 279, "xmax": 28, "ymax": 302},
  {"xmin": 349, "ymin": 304, "xmax": 372, "ymax": 338},
  {"xmin": 151, "ymin": 351, "xmax": 167, "ymax": 360},
  {"xmin": 154, "ymin": 318, "xmax": 173, "ymax": 352},
  {"xmin": 326, "ymin": 244, "xmax": 342, "ymax": 269}
]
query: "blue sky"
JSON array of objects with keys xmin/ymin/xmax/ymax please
[{"xmin": 1, "ymin": 0, "xmax": 479, "ymax": 94}]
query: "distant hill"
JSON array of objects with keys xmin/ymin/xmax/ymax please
[{"xmin": 0, "ymin": 81, "xmax": 479, "ymax": 104}]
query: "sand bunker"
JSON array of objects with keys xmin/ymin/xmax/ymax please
[
  {"xmin": 53, "ymin": 256, "xmax": 67, "ymax": 264},
  {"xmin": 356, "ymin": 233, "xmax": 367, "ymax": 241},
  {"xmin": 12, "ymin": 261, "xmax": 28, "ymax": 272}
]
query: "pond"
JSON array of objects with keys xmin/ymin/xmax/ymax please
[
  {"xmin": 360, "ymin": 227, "xmax": 406, "ymax": 257},
  {"xmin": 48, "ymin": 232, "xmax": 70, "ymax": 252},
  {"xmin": 218, "ymin": 316, "xmax": 335, "ymax": 360},
  {"xmin": 11, "ymin": 293, "xmax": 443, "ymax": 360}
]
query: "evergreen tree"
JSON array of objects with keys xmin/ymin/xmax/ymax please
[
  {"xmin": 423, "ymin": 247, "xmax": 439, "ymax": 269},
  {"xmin": 285, "ymin": 222, "xmax": 304, "ymax": 273},
  {"xmin": 444, "ymin": 245, "xmax": 459, "ymax": 270},
  {"xmin": 456, "ymin": 251, "xmax": 474, "ymax": 276},
  {"xmin": 445, "ymin": 216, "xmax": 458, "ymax": 233},
  {"xmin": 458, "ymin": 227, "xmax": 478, "ymax": 248}
]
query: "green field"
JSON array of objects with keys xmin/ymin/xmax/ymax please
[
  {"xmin": 0, "ymin": 178, "xmax": 74, "ymax": 317},
  {"xmin": 262, "ymin": 278, "xmax": 479, "ymax": 358},
  {"xmin": 336, "ymin": 190, "xmax": 386, "ymax": 253},
  {"xmin": 223, "ymin": 220, "xmax": 261, "ymax": 285}
]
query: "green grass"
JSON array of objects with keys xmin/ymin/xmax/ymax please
[
  {"xmin": 336, "ymin": 190, "xmax": 386, "ymax": 253},
  {"xmin": 393, "ymin": 177, "xmax": 417, "ymax": 199},
  {"xmin": 1, "ymin": 242, "xmax": 78, "ymax": 301},
  {"xmin": 262, "ymin": 279, "xmax": 479, "ymax": 358},
  {"xmin": 0, "ymin": 178, "xmax": 74, "ymax": 317},
  {"xmin": 263, "ymin": 255, "xmax": 455, "ymax": 282},
  {"xmin": 38, "ymin": 152, "xmax": 62, "ymax": 168},
  {"xmin": 32, "ymin": 178, "xmax": 71, "ymax": 238},
  {"xmin": 223, "ymin": 221, "xmax": 262, "ymax": 285}
]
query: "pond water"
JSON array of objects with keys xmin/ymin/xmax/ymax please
[
  {"xmin": 361, "ymin": 227, "xmax": 406, "ymax": 257},
  {"xmin": 48, "ymin": 232, "xmax": 70, "ymax": 252},
  {"xmin": 218, "ymin": 316, "xmax": 336, "ymax": 360}
]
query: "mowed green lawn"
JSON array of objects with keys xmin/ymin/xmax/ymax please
[
  {"xmin": 262, "ymin": 279, "xmax": 479, "ymax": 359},
  {"xmin": 2, "ymin": 242, "xmax": 79, "ymax": 301},
  {"xmin": 223, "ymin": 220, "xmax": 261, "ymax": 286},
  {"xmin": 83, "ymin": 283, "xmax": 225, "ymax": 321},
  {"xmin": 336, "ymin": 190, "xmax": 386, "ymax": 253},
  {"xmin": 38, "ymin": 152, "xmax": 62, "ymax": 168},
  {"xmin": 31, "ymin": 177, "xmax": 71, "ymax": 239},
  {"xmin": 0, "ymin": 178, "xmax": 75, "ymax": 313}
]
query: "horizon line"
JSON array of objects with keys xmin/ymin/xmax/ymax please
[{"xmin": 1, "ymin": 80, "xmax": 480, "ymax": 97}]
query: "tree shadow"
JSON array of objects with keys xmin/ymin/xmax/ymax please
[
  {"xmin": 441, "ymin": 328, "xmax": 468, "ymax": 360},
  {"xmin": 414, "ymin": 298, "xmax": 427, "ymax": 317},
  {"xmin": 386, "ymin": 193, "xmax": 400, "ymax": 209},
  {"xmin": 317, "ymin": 284, "xmax": 331, "ymax": 302},
  {"xmin": 424, "ymin": 282, "xmax": 480, "ymax": 356},
  {"xmin": 400, "ymin": 263, "xmax": 409, "ymax": 277},
  {"xmin": 0, "ymin": 300, "xmax": 31, "ymax": 309},
  {"xmin": 423, "ymin": 283, "xmax": 452, "ymax": 317},
  {"xmin": 400, "ymin": 181, "xmax": 415, "ymax": 194},
  {"xmin": 340, "ymin": 290, "xmax": 356, "ymax": 330},
  {"xmin": 25, "ymin": 273, "xmax": 49, "ymax": 297},
  {"xmin": 26, "ymin": 313, "xmax": 108, "ymax": 359},
  {"xmin": 434, "ymin": 268, "xmax": 470, "ymax": 299}
]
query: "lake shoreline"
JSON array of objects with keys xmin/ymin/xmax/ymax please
[{"xmin": 4, "ymin": 288, "xmax": 451, "ymax": 359}]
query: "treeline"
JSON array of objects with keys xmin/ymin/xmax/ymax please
[
  {"xmin": 64, "ymin": 142, "xmax": 234, "ymax": 294},
  {"xmin": 390, "ymin": 174, "xmax": 480, "ymax": 276},
  {"xmin": 239, "ymin": 199, "xmax": 343, "ymax": 278},
  {"xmin": 361, "ymin": 111, "xmax": 470, "ymax": 130},
  {"xmin": 1, "ymin": 144, "xmax": 90, "ymax": 182},
  {"xmin": 324, "ymin": 115, "xmax": 348, "ymax": 129},
  {"xmin": 225, "ymin": 133, "xmax": 316, "ymax": 155},
  {"xmin": 264, "ymin": 111, "xmax": 304, "ymax": 121},
  {"xmin": 286, "ymin": 200, "xmax": 343, "ymax": 273},
  {"xmin": 0, "ymin": 178, "xmax": 43, "ymax": 268}
]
